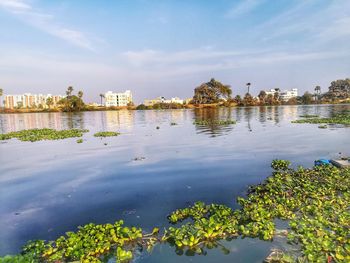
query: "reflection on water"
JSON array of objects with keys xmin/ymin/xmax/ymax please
[
  {"xmin": 0, "ymin": 105, "xmax": 349, "ymax": 262},
  {"xmin": 1, "ymin": 105, "xmax": 349, "ymax": 135}
]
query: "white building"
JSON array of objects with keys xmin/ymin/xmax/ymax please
[
  {"xmin": 264, "ymin": 88, "xmax": 298, "ymax": 101},
  {"xmin": 104, "ymin": 90, "xmax": 133, "ymax": 107},
  {"xmin": 4, "ymin": 93, "xmax": 63, "ymax": 109},
  {"xmin": 280, "ymin": 89, "xmax": 298, "ymax": 101}
]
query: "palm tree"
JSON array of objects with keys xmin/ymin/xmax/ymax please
[
  {"xmin": 99, "ymin": 94, "xmax": 105, "ymax": 106},
  {"xmin": 67, "ymin": 86, "xmax": 74, "ymax": 98},
  {"xmin": 78, "ymin": 91, "xmax": 83, "ymax": 99},
  {"xmin": 246, "ymin": 83, "xmax": 251, "ymax": 94},
  {"xmin": 314, "ymin": 86, "xmax": 321, "ymax": 102},
  {"xmin": 46, "ymin": 97, "xmax": 53, "ymax": 110}
]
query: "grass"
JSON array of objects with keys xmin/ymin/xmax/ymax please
[
  {"xmin": 93, "ymin": 131, "xmax": 120, "ymax": 137},
  {"xmin": 292, "ymin": 113, "xmax": 350, "ymax": 125},
  {"xmin": 1, "ymin": 160, "xmax": 349, "ymax": 262},
  {"xmin": 0, "ymin": 128, "xmax": 89, "ymax": 142}
]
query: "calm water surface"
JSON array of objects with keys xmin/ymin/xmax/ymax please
[{"xmin": 0, "ymin": 105, "xmax": 349, "ymax": 262}]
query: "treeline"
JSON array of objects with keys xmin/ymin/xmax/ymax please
[{"xmin": 188, "ymin": 78, "xmax": 350, "ymax": 107}]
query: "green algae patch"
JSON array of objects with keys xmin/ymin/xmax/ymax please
[
  {"xmin": 292, "ymin": 113, "xmax": 350, "ymax": 125},
  {"xmin": 2, "ymin": 160, "xmax": 349, "ymax": 262},
  {"xmin": 0, "ymin": 128, "xmax": 89, "ymax": 142},
  {"xmin": 93, "ymin": 131, "xmax": 120, "ymax": 137}
]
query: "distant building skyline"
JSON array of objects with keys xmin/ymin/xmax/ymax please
[
  {"xmin": 4, "ymin": 93, "xmax": 63, "ymax": 109},
  {"xmin": 0, "ymin": 1, "xmax": 349, "ymax": 102}
]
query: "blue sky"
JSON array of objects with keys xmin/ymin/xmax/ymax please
[{"xmin": 0, "ymin": 0, "xmax": 349, "ymax": 103}]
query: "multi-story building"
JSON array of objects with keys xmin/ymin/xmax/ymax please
[
  {"xmin": 104, "ymin": 90, "xmax": 133, "ymax": 107},
  {"xmin": 4, "ymin": 93, "xmax": 63, "ymax": 109},
  {"xmin": 264, "ymin": 88, "xmax": 298, "ymax": 101},
  {"xmin": 280, "ymin": 89, "xmax": 298, "ymax": 101}
]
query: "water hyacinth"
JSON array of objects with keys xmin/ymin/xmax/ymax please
[
  {"xmin": 292, "ymin": 113, "xmax": 350, "ymax": 125},
  {"xmin": 1, "ymin": 160, "xmax": 349, "ymax": 262},
  {"xmin": 0, "ymin": 128, "xmax": 89, "ymax": 142}
]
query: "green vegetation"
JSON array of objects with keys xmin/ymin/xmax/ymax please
[
  {"xmin": 1, "ymin": 160, "xmax": 349, "ymax": 262},
  {"xmin": 0, "ymin": 128, "xmax": 89, "ymax": 142},
  {"xmin": 58, "ymin": 86, "xmax": 85, "ymax": 112},
  {"xmin": 192, "ymin": 78, "xmax": 232, "ymax": 104},
  {"xmin": 292, "ymin": 113, "xmax": 350, "ymax": 125},
  {"xmin": 76, "ymin": 139, "xmax": 83, "ymax": 143},
  {"xmin": 94, "ymin": 131, "xmax": 120, "ymax": 137},
  {"xmin": 193, "ymin": 119, "xmax": 236, "ymax": 125}
]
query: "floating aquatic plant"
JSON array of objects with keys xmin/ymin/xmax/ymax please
[
  {"xmin": 292, "ymin": 113, "xmax": 350, "ymax": 125},
  {"xmin": 1, "ymin": 160, "xmax": 349, "ymax": 262},
  {"xmin": 0, "ymin": 128, "xmax": 89, "ymax": 142}
]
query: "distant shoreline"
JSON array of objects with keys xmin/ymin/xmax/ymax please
[{"xmin": 1, "ymin": 102, "xmax": 350, "ymax": 114}]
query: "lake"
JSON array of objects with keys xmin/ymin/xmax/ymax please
[{"xmin": 0, "ymin": 105, "xmax": 349, "ymax": 262}]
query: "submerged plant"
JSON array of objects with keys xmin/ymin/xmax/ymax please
[
  {"xmin": 94, "ymin": 131, "xmax": 120, "ymax": 137},
  {"xmin": 193, "ymin": 119, "xmax": 236, "ymax": 125}
]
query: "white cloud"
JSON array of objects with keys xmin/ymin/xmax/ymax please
[
  {"xmin": 225, "ymin": 0, "xmax": 263, "ymax": 19},
  {"xmin": 0, "ymin": 0, "xmax": 95, "ymax": 50}
]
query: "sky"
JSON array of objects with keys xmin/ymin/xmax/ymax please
[{"xmin": 0, "ymin": 0, "xmax": 349, "ymax": 103}]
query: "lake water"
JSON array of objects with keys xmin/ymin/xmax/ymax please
[{"xmin": 0, "ymin": 105, "xmax": 349, "ymax": 262}]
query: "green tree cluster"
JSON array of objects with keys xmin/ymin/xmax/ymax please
[
  {"xmin": 59, "ymin": 86, "xmax": 85, "ymax": 112},
  {"xmin": 192, "ymin": 78, "xmax": 232, "ymax": 104}
]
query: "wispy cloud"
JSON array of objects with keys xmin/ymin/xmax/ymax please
[
  {"xmin": 120, "ymin": 48, "xmax": 347, "ymax": 76},
  {"xmin": 0, "ymin": 0, "xmax": 95, "ymax": 50},
  {"xmin": 225, "ymin": 0, "xmax": 263, "ymax": 19}
]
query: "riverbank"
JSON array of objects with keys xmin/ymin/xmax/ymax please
[{"xmin": 2, "ymin": 101, "xmax": 350, "ymax": 114}]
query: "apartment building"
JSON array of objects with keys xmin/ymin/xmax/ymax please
[
  {"xmin": 4, "ymin": 93, "xmax": 63, "ymax": 109},
  {"xmin": 104, "ymin": 90, "xmax": 133, "ymax": 107}
]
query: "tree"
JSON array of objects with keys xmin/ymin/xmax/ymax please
[
  {"xmin": 246, "ymin": 83, "xmax": 251, "ymax": 94},
  {"xmin": 192, "ymin": 78, "xmax": 232, "ymax": 104},
  {"xmin": 61, "ymin": 87, "xmax": 85, "ymax": 112},
  {"xmin": 233, "ymin": 95, "xmax": 242, "ymax": 105},
  {"xmin": 99, "ymin": 94, "xmax": 105, "ymax": 106},
  {"xmin": 323, "ymin": 79, "xmax": 350, "ymax": 101},
  {"xmin": 242, "ymin": 93, "xmax": 256, "ymax": 106},
  {"xmin": 46, "ymin": 97, "xmax": 53, "ymax": 109},
  {"xmin": 67, "ymin": 86, "xmax": 74, "ymax": 97},
  {"xmin": 77, "ymin": 91, "xmax": 84, "ymax": 111},
  {"xmin": 301, "ymin": 92, "xmax": 313, "ymax": 104},
  {"xmin": 258, "ymin": 90, "xmax": 267, "ymax": 104}
]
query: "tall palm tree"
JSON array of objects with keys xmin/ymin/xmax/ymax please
[
  {"xmin": 67, "ymin": 86, "xmax": 74, "ymax": 97},
  {"xmin": 246, "ymin": 83, "xmax": 251, "ymax": 94},
  {"xmin": 99, "ymin": 94, "xmax": 105, "ymax": 106},
  {"xmin": 314, "ymin": 86, "xmax": 321, "ymax": 102}
]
